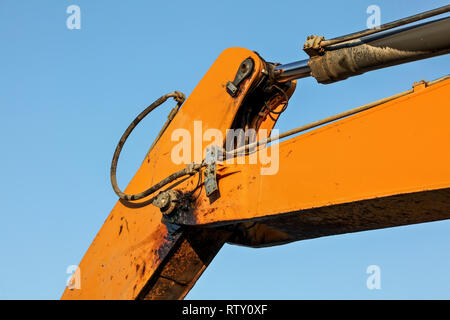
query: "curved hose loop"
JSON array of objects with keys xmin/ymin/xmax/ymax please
[
  {"xmin": 110, "ymin": 91, "xmax": 201, "ymax": 202},
  {"xmin": 260, "ymin": 84, "xmax": 290, "ymax": 122},
  {"xmin": 267, "ymin": 84, "xmax": 289, "ymax": 115}
]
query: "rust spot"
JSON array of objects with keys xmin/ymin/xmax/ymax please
[
  {"xmin": 207, "ymin": 207, "xmax": 217, "ymax": 214},
  {"xmin": 136, "ymin": 264, "xmax": 140, "ymax": 273},
  {"xmin": 119, "ymin": 225, "xmax": 123, "ymax": 235}
]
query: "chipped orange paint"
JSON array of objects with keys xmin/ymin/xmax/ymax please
[
  {"xmin": 62, "ymin": 44, "xmax": 450, "ymax": 300},
  {"xmin": 187, "ymin": 78, "xmax": 450, "ymax": 225},
  {"xmin": 61, "ymin": 48, "xmax": 264, "ymax": 299}
]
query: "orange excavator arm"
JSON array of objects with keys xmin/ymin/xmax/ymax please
[{"xmin": 62, "ymin": 6, "xmax": 450, "ymax": 300}]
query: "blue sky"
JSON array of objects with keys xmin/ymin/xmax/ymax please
[{"xmin": 0, "ymin": 0, "xmax": 449, "ymax": 299}]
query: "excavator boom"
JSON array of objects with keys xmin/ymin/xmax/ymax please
[{"xmin": 62, "ymin": 6, "xmax": 450, "ymax": 300}]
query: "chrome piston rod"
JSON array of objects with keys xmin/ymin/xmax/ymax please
[
  {"xmin": 274, "ymin": 59, "xmax": 311, "ymax": 82},
  {"xmin": 274, "ymin": 7, "xmax": 450, "ymax": 84}
]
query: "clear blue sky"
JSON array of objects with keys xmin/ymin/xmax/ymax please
[{"xmin": 0, "ymin": 0, "xmax": 449, "ymax": 299}]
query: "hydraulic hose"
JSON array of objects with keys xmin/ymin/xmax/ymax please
[{"xmin": 110, "ymin": 91, "xmax": 203, "ymax": 202}]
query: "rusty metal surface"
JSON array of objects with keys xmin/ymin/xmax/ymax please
[
  {"xmin": 61, "ymin": 48, "xmax": 266, "ymax": 300},
  {"xmin": 170, "ymin": 77, "xmax": 450, "ymax": 229},
  {"xmin": 139, "ymin": 228, "xmax": 231, "ymax": 299},
  {"xmin": 62, "ymin": 46, "xmax": 450, "ymax": 299},
  {"xmin": 308, "ymin": 17, "xmax": 450, "ymax": 83},
  {"xmin": 229, "ymin": 188, "xmax": 450, "ymax": 247}
]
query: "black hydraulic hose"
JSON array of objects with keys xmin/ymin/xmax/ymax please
[
  {"xmin": 322, "ymin": 4, "xmax": 450, "ymax": 46},
  {"xmin": 110, "ymin": 91, "xmax": 200, "ymax": 202}
]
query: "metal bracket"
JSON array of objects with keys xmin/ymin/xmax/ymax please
[
  {"xmin": 152, "ymin": 189, "xmax": 182, "ymax": 216},
  {"xmin": 204, "ymin": 146, "xmax": 221, "ymax": 197},
  {"xmin": 303, "ymin": 35, "xmax": 325, "ymax": 57},
  {"xmin": 226, "ymin": 58, "xmax": 254, "ymax": 97}
]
